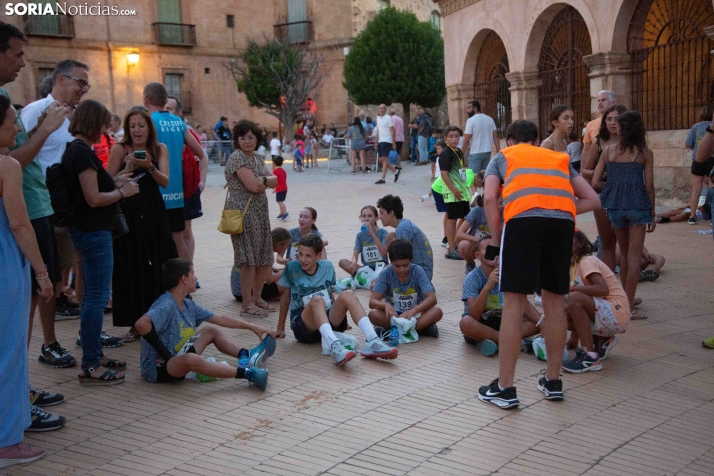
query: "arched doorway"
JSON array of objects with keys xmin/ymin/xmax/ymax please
[
  {"xmin": 628, "ymin": 0, "xmax": 714, "ymax": 130},
  {"xmin": 537, "ymin": 6, "xmax": 592, "ymax": 139},
  {"xmin": 473, "ymin": 31, "xmax": 511, "ymax": 137}
]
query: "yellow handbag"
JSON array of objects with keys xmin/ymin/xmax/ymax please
[{"xmin": 217, "ymin": 188, "xmax": 254, "ymax": 235}]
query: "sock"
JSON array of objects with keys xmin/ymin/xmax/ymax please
[
  {"xmin": 236, "ymin": 367, "xmax": 246, "ymax": 379},
  {"xmin": 319, "ymin": 323, "xmax": 338, "ymax": 345},
  {"xmin": 498, "ymin": 382, "xmax": 506, "ymax": 391},
  {"xmin": 357, "ymin": 316, "xmax": 379, "ymax": 341},
  {"xmin": 586, "ymin": 350, "xmax": 598, "ymax": 360}
]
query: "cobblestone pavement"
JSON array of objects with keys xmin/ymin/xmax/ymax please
[{"xmin": 9, "ymin": 158, "xmax": 714, "ymax": 476}]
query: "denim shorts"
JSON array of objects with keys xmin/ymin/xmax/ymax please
[{"xmin": 607, "ymin": 209, "xmax": 652, "ymax": 229}]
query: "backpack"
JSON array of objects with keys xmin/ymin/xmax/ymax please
[
  {"xmin": 46, "ymin": 144, "xmax": 75, "ymax": 227},
  {"xmin": 182, "ymin": 129, "xmax": 201, "ymax": 199}
]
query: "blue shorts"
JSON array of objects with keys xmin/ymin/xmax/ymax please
[
  {"xmin": 290, "ymin": 307, "xmax": 348, "ymax": 344},
  {"xmin": 433, "ymin": 191, "xmax": 447, "ymax": 213},
  {"xmin": 276, "ymin": 190, "xmax": 287, "ymax": 202},
  {"xmin": 607, "ymin": 209, "xmax": 652, "ymax": 229}
]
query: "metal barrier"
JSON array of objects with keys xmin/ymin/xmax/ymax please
[
  {"xmin": 326, "ymin": 138, "xmax": 350, "ymax": 173},
  {"xmin": 204, "ymin": 140, "xmax": 234, "ymax": 165}
]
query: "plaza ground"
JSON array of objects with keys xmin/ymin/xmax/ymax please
[{"xmin": 10, "ymin": 159, "xmax": 714, "ymax": 476}]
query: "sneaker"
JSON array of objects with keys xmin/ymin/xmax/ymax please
[
  {"xmin": 594, "ymin": 335, "xmax": 619, "ymax": 361},
  {"xmin": 562, "ymin": 348, "xmax": 602, "ymax": 373},
  {"xmin": 76, "ymin": 331, "xmax": 123, "ymax": 349},
  {"xmin": 248, "ymin": 335, "xmax": 277, "ymax": 368},
  {"xmin": 640, "ymin": 269, "xmax": 659, "ymax": 282},
  {"xmin": 360, "ymin": 337, "xmax": 398, "ymax": 360},
  {"xmin": 521, "ymin": 336, "xmax": 536, "ymax": 354},
  {"xmin": 27, "ymin": 405, "xmax": 66, "ymax": 432},
  {"xmin": 465, "ymin": 262, "xmax": 476, "ymax": 276},
  {"xmin": 702, "ymin": 337, "xmax": 714, "ymax": 349},
  {"xmin": 419, "ymin": 194, "xmax": 429, "ymax": 202},
  {"xmin": 441, "ymin": 237, "xmax": 448, "ymax": 248},
  {"xmin": 394, "ymin": 168, "xmax": 401, "ymax": 183},
  {"xmin": 375, "ymin": 179, "xmax": 386, "ymax": 184},
  {"xmin": 237, "ymin": 348, "xmax": 250, "ymax": 369},
  {"xmin": 29, "ymin": 386, "xmax": 64, "ymax": 407},
  {"xmin": 537, "ymin": 373, "xmax": 564, "ymax": 400},
  {"xmin": 38, "ymin": 342, "xmax": 76, "ymax": 368},
  {"xmin": 362, "ymin": 167, "xmax": 369, "ymax": 174},
  {"xmin": 477, "ymin": 339, "xmax": 498, "ymax": 356},
  {"xmin": 330, "ymin": 340, "xmax": 356, "ymax": 366},
  {"xmin": 281, "ymin": 213, "xmax": 290, "ymax": 221},
  {"xmin": 374, "ymin": 326, "xmax": 390, "ymax": 341},
  {"xmin": 477, "ymin": 379, "xmax": 519, "ymax": 409},
  {"xmin": 688, "ymin": 216, "xmax": 696, "ymax": 225},
  {"xmin": 463, "ymin": 335, "xmax": 479, "ymax": 345},
  {"xmin": 0, "ymin": 443, "xmax": 46, "ymax": 469},
  {"xmin": 276, "ymin": 214, "xmax": 284, "ymax": 219},
  {"xmin": 445, "ymin": 249, "xmax": 464, "ymax": 260},
  {"xmin": 54, "ymin": 303, "xmax": 80, "ymax": 321},
  {"xmin": 534, "ymin": 294, "xmax": 542, "ymax": 306},
  {"xmin": 418, "ymin": 323, "xmax": 439, "ymax": 338},
  {"xmin": 244, "ymin": 367, "xmax": 268, "ymax": 390}
]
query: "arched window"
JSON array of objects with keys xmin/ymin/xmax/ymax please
[
  {"xmin": 473, "ymin": 31, "xmax": 511, "ymax": 137},
  {"xmin": 430, "ymin": 11, "xmax": 441, "ymax": 31},
  {"xmin": 628, "ymin": 0, "xmax": 714, "ymax": 130},
  {"xmin": 538, "ymin": 6, "xmax": 592, "ymax": 139}
]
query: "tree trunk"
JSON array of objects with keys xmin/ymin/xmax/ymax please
[{"xmin": 400, "ymin": 102, "xmax": 411, "ymax": 163}]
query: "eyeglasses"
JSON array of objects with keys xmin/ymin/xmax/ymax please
[{"xmin": 62, "ymin": 74, "xmax": 90, "ymax": 90}]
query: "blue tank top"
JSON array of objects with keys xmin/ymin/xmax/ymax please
[
  {"xmin": 600, "ymin": 147, "xmax": 651, "ymax": 211},
  {"xmin": 152, "ymin": 111, "xmax": 186, "ymax": 209}
]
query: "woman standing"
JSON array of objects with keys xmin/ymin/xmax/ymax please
[
  {"xmin": 225, "ymin": 121, "xmax": 278, "ymax": 318},
  {"xmin": 196, "ymin": 125, "xmax": 208, "ymax": 154},
  {"xmin": 107, "ymin": 107, "xmax": 177, "ymax": 342},
  {"xmin": 581, "ymin": 105, "xmax": 627, "ymax": 271},
  {"xmin": 541, "ymin": 105, "xmax": 573, "ymax": 152},
  {"xmin": 0, "ymin": 97, "xmax": 53, "ymax": 469},
  {"xmin": 592, "ymin": 111, "xmax": 655, "ymax": 320},
  {"xmin": 346, "ymin": 117, "xmax": 367, "ymax": 174},
  {"xmin": 64, "ymin": 100, "xmax": 139, "ymax": 384}
]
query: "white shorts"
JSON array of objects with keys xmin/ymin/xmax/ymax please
[{"xmin": 591, "ymin": 297, "xmax": 625, "ymax": 337}]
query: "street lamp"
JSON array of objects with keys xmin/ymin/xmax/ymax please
[{"xmin": 126, "ymin": 52, "xmax": 140, "ymax": 72}]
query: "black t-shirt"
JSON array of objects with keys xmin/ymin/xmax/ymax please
[
  {"xmin": 63, "ymin": 140, "xmax": 116, "ymax": 231},
  {"xmin": 438, "ymin": 145, "xmax": 464, "ymax": 173}
]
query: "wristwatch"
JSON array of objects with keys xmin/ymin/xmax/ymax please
[
  {"xmin": 147, "ymin": 165, "xmax": 156, "ymax": 174},
  {"xmin": 707, "ymin": 126, "xmax": 714, "ymax": 134},
  {"xmin": 262, "ymin": 176, "xmax": 267, "ymax": 185}
]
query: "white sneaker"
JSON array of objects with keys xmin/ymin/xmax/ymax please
[
  {"xmin": 360, "ymin": 338, "xmax": 398, "ymax": 360},
  {"xmin": 330, "ymin": 340, "xmax": 356, "ymax": 367},
  {"xmin": 534, "ymin": 294, "xmax": 542, "ymax": 306},
  {"xmin": 419, "ymin": 194, "xmax": 429, "ymax": 202}
]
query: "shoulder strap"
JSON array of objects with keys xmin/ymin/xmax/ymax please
[{"xmin": 633, "ymin": 149, "xmax": 640, "ymax": 162}]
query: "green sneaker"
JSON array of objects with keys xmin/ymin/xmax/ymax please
[{"xmin": 702, "ymin": 337, "xmax": 714, "ymax": 349}]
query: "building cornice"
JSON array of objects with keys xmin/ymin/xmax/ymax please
[{"xmin": 434, "ymin": 0, "xmax": 482, "ymax": 16}]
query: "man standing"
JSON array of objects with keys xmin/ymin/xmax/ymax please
[
  {"xmin": 214, "ymin": 116, "xmax": 231, "ymax": 164},
  {"xmin": 417, "ymin": 107, "xmax": 433, "ymax": 165},
  {"xmin": 409, "ymin": 109, "xmax": 420, "ymax": 164},
  {"xmin": 581, "ymin": 90, "xmax": 617, "ymax": 163},
  {"xmin": 109, "ymin": 113, "xmax": 124, "ymax": 141},
  {"xmin": 462, "ymin": 100, "xmax": 499, "ymax": 173},
  {"xmin": 165, "ymin": 96, "xmax": 207, "ymax": 276},
  {"xmin": 389, "ymin": 108, "xmax": 404, "ymax": 168},
  {"xmin": 0, "ymin": 21, "xmax": 71, "ymax": 434},
  {"xmin": 143, "ymin": 82, "xmax": 207, "ymax": 260},
  {"xmin": 478, "ymin": 120, "xmax": 600, "ymax": 409},
  {"xmin": 374, "ymin": 103, "xmax": 400, "ymax": 184}
]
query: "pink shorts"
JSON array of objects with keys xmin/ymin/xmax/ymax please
[{"xmin": 591, "ymin": 297, "xmax": 626, "ymax": 337}]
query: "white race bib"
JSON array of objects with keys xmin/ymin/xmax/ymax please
[
  {"xmin": 362, "ymin": 245, "xmax": 381, "ymax": 263},
  {"xmin": 395, "ymin": 293, "xmax": 417, "ymax": 313},
  {"xmin": 177, "ymin": 335, "xmax": 199, "ymax": 355},
  {"xmin": 459, "ymin": 168, "xmax": 467, "ymax": 181},
  {"xmin": 289, "ymin": 243, "xmax": 299, "ymax": 260},
  {"xmin": 301, "ymin": 288, "xmax": 332, "ymax": 310}
]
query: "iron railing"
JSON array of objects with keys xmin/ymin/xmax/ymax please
[
  {"xmin": 274, "ymin": 21, "xmax": 314, "ymax": 44},
  {"xmin": 24, "ymin": 14, "xmax": 74, "ymax": 38},
  {"xmin": 474, "ymin": 78, "xmax": 512, "ymax": 139},
  {"xmin": 152, "ymin": 22, "xmax": 197, "ymax": 46},
  {"xmin": 538, "ymin": 63, "xmax": 590, "ymax": 139},
  {"xmin": 630, "ymin": 36, "xmax": 714, "ymax": 131}
]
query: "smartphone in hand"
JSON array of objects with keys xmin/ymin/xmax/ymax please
[{"xmin": 484, "ymin": 245, "xmax": 500, "ymax": 261}]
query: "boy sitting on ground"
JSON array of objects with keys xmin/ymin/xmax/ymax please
[
  {"xmin": 368, "ymin": 239, "xmax": 443, "ymax": 338},
  {"xmin": 136, "ymin": 259, "xmax": 276, "ymax": 389},
  {"xmin": 459, "ymin": 235, "xmax": 541, "ymax": 356},
  {"xmin": 276, "ymin": 233, "xmax": 398, "ymax": 366}
]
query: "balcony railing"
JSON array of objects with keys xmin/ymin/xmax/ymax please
[
  {"xmin": 274, "ymin": 21, "xmax": 314, "ymax": 44},
  {"xmin": 24, "ymin": 15, "xmax": 74, "ymax": 38},
  {"xmin": 152, "ymin": 23, "xmax": 197, "ymax": 46}
]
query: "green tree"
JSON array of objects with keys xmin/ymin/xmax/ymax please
[
  {"xmin": 228, "ymin": 39, "xmax": 330, "ymax": 137},
  {"xmin": 343, "ymin": 7, "xmax": 446, "ymax": 157}
]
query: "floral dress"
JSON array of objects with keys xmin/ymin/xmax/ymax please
[{"xmin": 224, "ymin": 149, "xmax": 274, "ymax": 268}]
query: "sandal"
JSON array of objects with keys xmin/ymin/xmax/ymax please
[
  {"xmin": 78, "ymin": 367, "xmax": 125, "ymax": 386},
  {"xmin": 122, "ymin": 328, "xmax": 140, "ymax": 343},
  {"xmin": 630, "ymin": 310, "xmax": 648, "ymax": 320},
  {"xmin": 633, "ymin": 297, "xmax": 642, "ymax": 308},
  {"xmin": 100, "ymin": 355, "xmax": 126, "ymax": 371},
  {"xmin": 240, "ymin": 306, "xmax": 268, "ymax": 318},
  {"xmin": 254, "ymin": 300, "xmax": 276, "ymax": 312},
  {"xmin": 640, "ymin": 269, "xmax": 660, "ymax": 282}
]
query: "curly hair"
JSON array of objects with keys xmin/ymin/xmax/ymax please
[
  {"xmin": 617, "ymin": 110, "xmax": 647, "ymax": 154},
  {"xmin": 376, "ymin": 194, "xmax": 404, "ymax": 219},
  {"xmin": 232, "ymin": 120, "xmax": 263, "ymax": 150}
]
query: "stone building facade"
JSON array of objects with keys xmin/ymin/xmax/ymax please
[
  {"xmin": 437, "ymin": 0, "xmax": 714, "ymax": 203},
  {"xmin": 2, "ymin": 0, "xmax": 440, "ymax": 134}
]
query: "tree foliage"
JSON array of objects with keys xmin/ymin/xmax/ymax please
[{"xmin": 343, "ymin": 7, "xmax": 446, "ymax": 108}]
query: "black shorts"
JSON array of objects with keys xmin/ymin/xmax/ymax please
[
  {"xmin": 166, "ymin": 207, "xmax": 186, "ymax": 233},
  {"xmin": 30, "ymin": 216, "xmax": 61, "ymax": 294},
  {"xmin": 433, "ymin": 191, "xmax": 447, "ymax": 213},
  {"xmin": 155, "ymin": 346, "xmax": 195, "ymax": 383},
  {"xmin": 446, "ymin": 201, "xmax": 470, "ymax": 220},
  {"xmin": 500, "ymin": 217, "xmax": 574, "ymax": 295},
  {"xmin": 479, "ymin": 310, "xmax": 503, "ymax": 331},
  {"xmin": 276, "ymin": 190, "xmax": 287, "ymax": 202},
  {"xmin": 377, "ymin": 142, "xmax": 393, "ymax": 158},
  {"xmin": 183, "ymin": 189, "xmax": 203, "ymax": 221},
  {"xmin": 290, "ymin": 308, "xmax": 348, "ymax": 344},
  {"xmin": 395, "ymin": 142, "xmax": 403, "ymax": 155},
  {"xmin": 691, "ymin": 157, "xmax": 714, "ymax": 177}
]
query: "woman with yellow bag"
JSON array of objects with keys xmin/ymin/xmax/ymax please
[{"xmin": 223, "ymin": 121, "xmax": 277, "ymax": 317}]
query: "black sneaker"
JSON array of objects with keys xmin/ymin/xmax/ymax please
[
  {"xmin": 375, "ymin": 179, "xmax": 386, "ymax": 184},
  {"xmin": 477, "ymin": 379, "xmax": 519, "ymax": 409},
  {"xmin": 56, "ymin": 295, "xmax": 78, "ymax": 309},
  {"xmin": 441, "ymin": 236, "xmax": 448, "ymax": 248},
  {"xmin": 27, "ymin": 405, "xmax": 67, "ymax": 432},
  {"xmin": 38, "ymin": 342, "xmax": 77, "ymax": 368},
  {"xmin": 688, "ymin": 216, "xmax": 696, "ymax": 225},
  {"xmin": 76, "ymin": 331, "xmax": 123, "ymax": 349},
  {"xmin": 593, "ymin": 335, "xmax": 618, "ymax": 361},
  {"xmin": 418, "ymin": 323, "xmax": 439, "ymax": 338},
  {"xmin": 537, "ymin": 373, "xmax": 564, "ymax": 400},
  {"xmin": 54, "ymin": 303, "xmax": 80, "ymax": 321},
  {"xmin": 394, "ymin": 168, "xmax": 401, "ymax": 183},
  {"xmin": 29, "ymin": 386, "xmax": 64, "ymax": 407},
  {"xmin": 562, "ymin": 348, "xmax": 602, "ymax": 373}
]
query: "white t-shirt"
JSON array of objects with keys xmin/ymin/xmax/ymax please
[
  {"xmin": 270, "ymin": 138, "xmax": 281, "ymax": 156},
  {"xmin": 464, "ymin": 113, "xmax": 497, "ymax": 155},
  {"xmin": 322, "ymin": 133, "xmax": 334, "ymax": 144},
  {"xmin": 20, "ymin": 94, "xmax": 75, "ymax": 177},
  {"xmin": 376, "ymin": 114, "xmax": 394, "ymax": 144}
]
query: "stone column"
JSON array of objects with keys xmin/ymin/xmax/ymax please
[
  {"xmin": 505, "ymin": 71, "xmax": 540, "ymax": 124},
  {"xmin": 583, "ymin": 52, "xmax": 632, "ymax": 116},
  {"xmin": 446, "ymin": 82, "xmax": 473, "ymax": 128}
]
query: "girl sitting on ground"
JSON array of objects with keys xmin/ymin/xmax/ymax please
[
  {"xmin": 339, "ymin": 205, "xmax": 388, "ymax": 276},
  {"xmin": 286, "ymin": 207, "xmax": 329, "ymax": 260}
]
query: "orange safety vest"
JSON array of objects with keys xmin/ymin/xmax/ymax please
[{"xmin": 501, "ymin": 143, "xmax": 576, "ymax": 223}]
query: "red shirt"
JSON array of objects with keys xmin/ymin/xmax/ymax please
[
  {"xmin": 94, "ymin": 133, "xmax": 115, "ymax": 168},
  {"xmin": 274, "ymin": 166, "xmax": 287, "ymax": 193}
]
